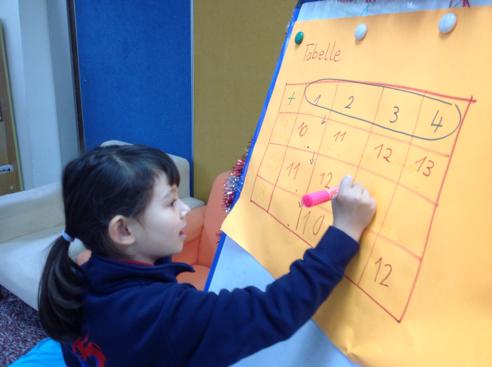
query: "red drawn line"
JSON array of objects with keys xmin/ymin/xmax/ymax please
[
  {"xmin": 270, "ymin": 142, "xmax": 317, "ymax": 155},
  {"xmin": 258, "ymin": 81, "xmax": 474, "ymax": 321},
  {"xmin": 294, "ymin": 206, "xmax": 303, "ymax": 237},
  {"xmin": 251, "ymin": 200, "xmax": 314, "ymax": 248},
  {"xmin": 399, "ymin": 95, "xmax": 474, "ymax": 321},
  {"xmin": 358, "ymin": 90, "xmax": 425, "ymax": 286},
  {"xmin": 277, "ymin": 111, "xmax": 451, "ymax": 158},
  {"xmin": 266, "ymin": 85, "xmax": 304, "ymax": 211},
  {"xmin": 296, "ymin": 203, "xmax": 425, "ymax": 262},
  {"xmin": 326, "ymin": 117, "xmax": 452, "ymax": 159},
  {"xmin": 251, "ymin": 86, "xmax": 289, "ymax": 205},
  {"xmin": 285, "ymin": 80, "xmax": 478, "ymax": 103},
  {"xmin": 375, "ymin": 232, "xmax": 422, "ymax": 261},
  {"xmin": 344, "ymin": 275, "xmax": 402, "ymax": 323},
  {"xmin": 261, "ymin": 177, "xmax": 299, "ymax": 198},
  {"xmin": 250, "ymin": 197, "xmax": 267, "ymax": 211},
  {"xmin": 356, "ymin": 166, "xmax": 437, "ymax": 206},
  {"xmin": 354, "ymin": 88, "xmax": 385, "ymax": 285},
  {"xmin": 266, "ymin": 142, "xmax": 438, "ymax": 206},
  {"xmin": 250, "ymin": 179, "xmax": 259, "ymax": 207},
  {"xmin": 297, "ymin": 84, "xmax": 340, "ymax": 235},
  {"xmin": 256, "ymin": 179, "xmax": 424, "ymax": 268},
  {"xmin": 250, "ymin": 198, "xmax": 268, "ymax": 214},
  {"xmin": 354, "ymin": 87, "xmax": 384, "ymax": 181},
  {"xmin": 256, "ymin": 174, "xmax": 276, "ymax": 187}
]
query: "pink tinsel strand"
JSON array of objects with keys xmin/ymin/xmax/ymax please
[{"xmin": 223, "ymin": 157, "xmax": 246, "ymax": 212}]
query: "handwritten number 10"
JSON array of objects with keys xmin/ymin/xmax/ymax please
[
  {"xmin": 298, "ymin": 122, "xmax": 308, "ymax": 137},
  {"xmin": 297, "ymin": 210, "xmax": 325, "ymax": 236}
]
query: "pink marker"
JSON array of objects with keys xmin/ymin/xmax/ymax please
[{"xmin": 301, "ymin": 187, "xmax": 339, "ymax": 207}]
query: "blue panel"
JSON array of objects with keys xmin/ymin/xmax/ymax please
[{"xmin": 73, "ymin": 0, "xmax": 192, "ymax": 165}]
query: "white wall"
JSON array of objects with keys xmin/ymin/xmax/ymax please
[
  {"xmin": 46, "ymin": 0, "xmax": 79, "ymax": 168},
  {"xmin": 0, "ymin": 0, "xmax": 78, "ymax": 190}
]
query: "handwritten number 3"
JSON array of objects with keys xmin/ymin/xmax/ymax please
[{"xmin": 390, "ymin": 106, "xmax": 399, "ymax": 123}]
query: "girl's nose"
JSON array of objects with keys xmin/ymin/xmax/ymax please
[{"xmin": 179, "ymin": 200, "xmax": 191, "ymax": 218}]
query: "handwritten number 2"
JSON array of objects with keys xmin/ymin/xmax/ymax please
[{"xmin": 345, "ymin": 96, "xmax": 354, "ymax": 109}]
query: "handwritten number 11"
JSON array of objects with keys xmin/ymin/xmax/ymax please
[{"xmin": 286, "ymin": 162, "xmax": 300, "ymax": 180}]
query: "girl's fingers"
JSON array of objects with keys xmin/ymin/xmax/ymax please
[{"xmin": 339, "ymin": 175, "xmax": 353, "ymax": 193}]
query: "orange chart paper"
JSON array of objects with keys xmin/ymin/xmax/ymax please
[{"xmin": 222, "ymin": 6, "xmax": 492, "ymax": 367}]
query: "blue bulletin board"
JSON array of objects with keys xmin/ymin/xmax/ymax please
[{"xmin": 71, "ymin": 0, "xmax": 193, "ymax": 164}]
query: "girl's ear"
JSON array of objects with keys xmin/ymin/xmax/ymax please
[{"xmin": 108, "ymin": 215, "xmax": 136, "ymax": 247}]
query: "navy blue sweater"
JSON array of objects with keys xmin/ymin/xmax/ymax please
[{"xmin": 62, "ymin": 226, "xmax": 358, "ymax": 367}]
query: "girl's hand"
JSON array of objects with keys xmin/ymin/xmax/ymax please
[{"xmin": 332, "ymin": 176, "xmax": 376, "ymax": 242}]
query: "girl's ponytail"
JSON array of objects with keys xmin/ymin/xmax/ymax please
[
  {"xmin": 38, "ymin": 144, "xmax": 181, "ymax": 341},
  {"xmin": 38, "ymin": 234, "xmax": 84, "ymax": 341}
]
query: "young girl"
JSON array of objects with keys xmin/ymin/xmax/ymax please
[{"xmin": 38, "ymin": 144, "xmax": 376, "ymax": 367}]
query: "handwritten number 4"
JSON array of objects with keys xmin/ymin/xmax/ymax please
[{"xmin": 431, "ymin": 110, "xmax": 444, "ymax": 132}]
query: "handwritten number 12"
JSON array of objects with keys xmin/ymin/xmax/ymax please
[{"xmin": 374, "ymin": 257, "xmax": 392, "ymax": 287}]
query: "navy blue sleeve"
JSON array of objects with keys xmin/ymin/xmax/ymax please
[{"xmin": 158, "ymin": 226, "xmax": 358, "ymax": 366}]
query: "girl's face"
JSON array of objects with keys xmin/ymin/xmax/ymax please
[{"xmin": 128, "ymin": 173, "xmax": 190, "ymax": 263}]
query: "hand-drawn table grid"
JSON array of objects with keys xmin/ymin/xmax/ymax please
[{"xmin": 250, "ymin": 79, "xmax": 474, "ymax": 322}]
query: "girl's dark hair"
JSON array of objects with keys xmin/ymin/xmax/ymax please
[{"xmin": 38, "ymin": 144, "xmax": 179, "ymax": 341}]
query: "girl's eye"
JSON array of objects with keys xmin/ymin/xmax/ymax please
[{"xmin": 170, "ymin": 199, "xmax": 177, "ymax": 207}]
